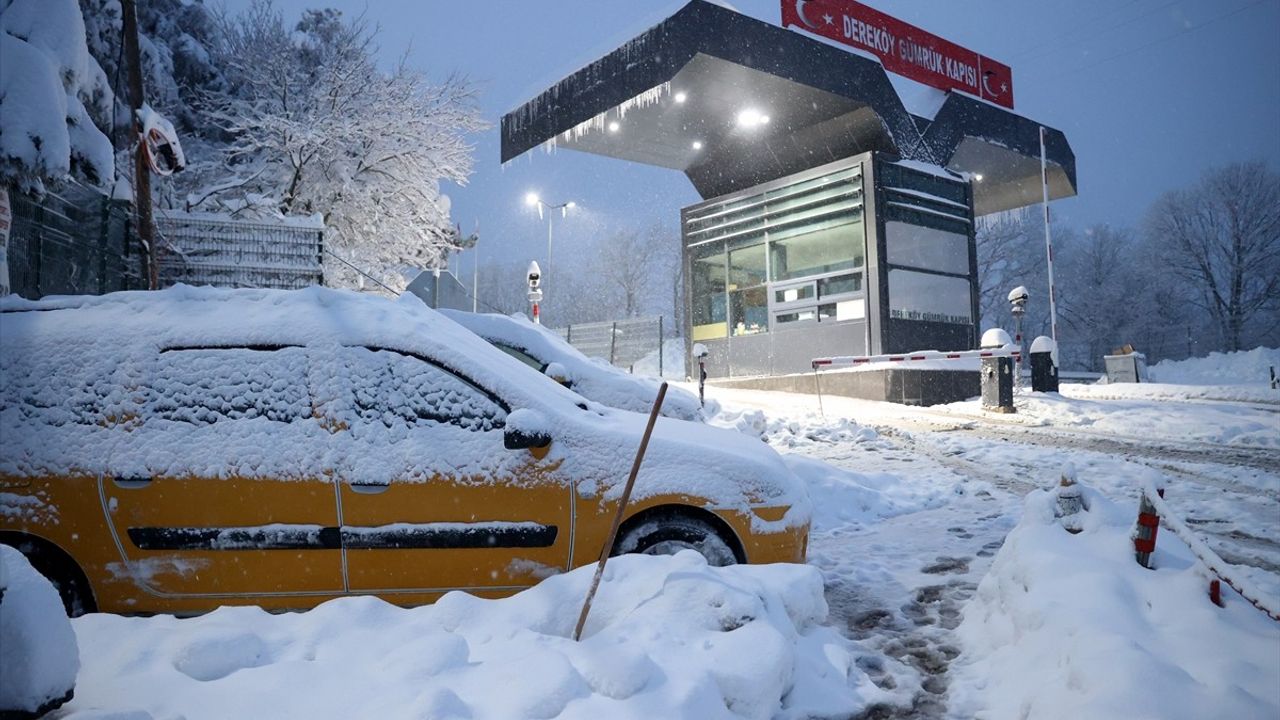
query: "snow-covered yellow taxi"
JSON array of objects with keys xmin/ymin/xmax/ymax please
[{"xmin": 0, "ymin": 286, "xmax": 809, "ymax": 615}]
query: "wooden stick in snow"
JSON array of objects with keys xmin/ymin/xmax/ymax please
[{"xmin": 573, "ymin": 382, "xmax": 668, "ymax": 641}]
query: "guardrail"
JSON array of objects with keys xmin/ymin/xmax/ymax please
[{"xmin": 553, "ymin": 316, "xmax": 668, "ymax": 374}]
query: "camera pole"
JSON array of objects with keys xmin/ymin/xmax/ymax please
[
  {"xmin": 1008, "ymin": 287, "xmax": 1028, "ymax": 388},
  {"xmin": 527, "ymin": 260, "xmax": 543, "ymax": 325}
]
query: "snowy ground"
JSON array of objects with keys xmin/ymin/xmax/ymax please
[
  {"xmin": 707, "ymin": 370, "xmax": 1279, "ymax": 718},
  {"xmin": 47, "ymin": 352, "xmax": 1280, "ymax": 719}
]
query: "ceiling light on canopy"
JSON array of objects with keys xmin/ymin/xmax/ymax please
[{"xmin": 737, "ymin": 108, "xmax": 770, "ymax": 128}]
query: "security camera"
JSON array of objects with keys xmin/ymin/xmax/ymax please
[
  {"xmin": 527, "ymin": 261, "xmax": 542, "ymax": 290},
  {"xmin": 1007, "ymin": 286, "xmax": 1029, "ymax": 304},
  {"xmin": 692, "ymin": 343, "xmax": 709, "ymax": 359}
]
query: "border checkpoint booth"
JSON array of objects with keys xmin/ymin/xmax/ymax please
[{"xmin": 501, "ymin": 1, "xmax": 1077, "ymax": 405}]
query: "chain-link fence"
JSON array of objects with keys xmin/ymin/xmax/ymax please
[
  {"xmin": 551, "ymin": 316, "xmax": 670, "ymax": 374},
  {"xmin": 5, "ymin": 181, "xmax": 138, "ymax": 298},
  {"xmin": 156, "ymin": 210, "xmax": 323, "ymax": 290}
]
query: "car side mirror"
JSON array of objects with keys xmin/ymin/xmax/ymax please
[
  {"xmin": 504, "ymin": 427, "xmax": 552, "ymax": 450},
  {"xmin": 503, "ymin": 408, "xmax": 552, "ymax": 450},
  {"xmin": 544, "ymin": 361, "xmax": 571, "ymax": 387}
]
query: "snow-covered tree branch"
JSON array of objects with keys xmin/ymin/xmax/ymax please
[{"xmin": 188, "ymin": 2, "xmax": 485, "ymax": 292}]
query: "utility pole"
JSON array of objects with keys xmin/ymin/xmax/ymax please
[{"xmin": 122, "ymin": 0, "xmax": 157, "ymax": 289}]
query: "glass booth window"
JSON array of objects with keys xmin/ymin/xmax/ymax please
[
  {"xmin": 885, "ymin": 221, "xmax": 970, "ymax": 275},
  {"xmin": 728, "ymin": 243, "xmax": 767, "ymax": 336},
  {"xmin": 888, "ymin": 269, "xmax": 973, "ymax": 325},
  {"xmin": 769, "ymin": 215, "xmax": 864, "ymax": 282},
  {"xmin": 690, "ymin": 243, "xmax": 728, "ymax": 341}
]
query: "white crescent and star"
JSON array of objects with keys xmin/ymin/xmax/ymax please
[
  {"xmin": 982, "ymin": 72, "xmax": 1007, "ymax": 97},
  {"xmin": 795, "ymin": 1, "xmax": 837, "ymax": 29}
]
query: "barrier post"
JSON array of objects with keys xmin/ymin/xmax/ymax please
[
  {"xmin": 658, "ymin": 316, "xmax": 664, "ymax": 378},
  {"xmin": 1134, "ymin": 487, "xmax": 1164, "ymax": 569},
  {"xmin": 1209, "ymin": 579, "xmax": 1224, "ymax": 608}
]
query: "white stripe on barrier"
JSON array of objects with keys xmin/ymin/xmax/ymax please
[{"xmin": 812, "ymin": 348, "xmax": 1021, "ymax": 370}]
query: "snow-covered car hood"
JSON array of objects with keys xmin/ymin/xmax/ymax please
[
  {"xmin": 530, "ymin": 402, "xmax": 811, "ymax": 532},
  {"xmin": 437, "ymin": 307, "xmax": 704, "ymax": 423}
]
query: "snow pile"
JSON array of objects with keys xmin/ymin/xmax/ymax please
[
  {"xmin": 0, "ymin": 0, "xmax": 114, "ymax": 191},
  {"xmin": 631, "ymin": 338, "xmax": 687, "ymax": 380},
  {"xmin": 439, "ymin": 308, "xmax": 704, "ymax": 422},
  {"xmin": 1148, "ymin": 346, "xmax": 1280, "ymax": 386},
  {"xmin": 64, "ymin": 552, "xmax": 898, "ymax": 720},
  {"xmin": 951, "ymin": 483, "xmax": 1280, "ymax": 720},
  {"xmin": 714, "ymin": 407, "xmax": 881, "ymax": 448},
  {"xmin": 0, "ymin": 546, "xmax": 79, "ymax": 715},
  {"xmin": 782, "ymin": 455, "xmax": 950, "ymax": 533}
]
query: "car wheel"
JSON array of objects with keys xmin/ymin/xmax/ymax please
[
  {"xmin": 615, "ymin": 514, "xmax": 739, "ymax": 567},
  {"xmin": 0, "ymin": 534, "xmax": 96, "ymax": 617}
]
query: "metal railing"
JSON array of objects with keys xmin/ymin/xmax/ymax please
[
  {"xmin": 553, "ymin": 316, "xmax": 669, "ymax": 374},
  {"xmin": 156, "ymin": 211, "xmax": 323, "ymax": 290},
  {"xmin": 5, "ymin": 181, "xmax": 138, "ymax": 298}
]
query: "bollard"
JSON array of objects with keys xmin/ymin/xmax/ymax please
[
  {"xmin": 1054, "ymin": 466, "xmax": 1084, "ymax": 534},
  {"xmin": 980, "ymin": 328, "xmax": 1016, "ymax": 413},
  {"xmin": 1271, "ymin": 365, "xmax": 1277, "ymax": 390},
  {"xmin": 1133, "ymin": 487, "xmax": 1164, "ymax": 569},
  {"xmin": 1030, "ymin": 336, "xmax": 1059, "ymax": 393},
  {"xmin": 981, "ymin": 356, "xmax": 1015, "ymax": 413}
]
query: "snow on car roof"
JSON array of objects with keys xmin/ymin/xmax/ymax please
[
  {"xmin": 0, "ymin": 284, "xmax": 586, "ymax": 415},
  {"xmin": 438, "ymin": 308, "xmax": 703, "ymax": 422}
]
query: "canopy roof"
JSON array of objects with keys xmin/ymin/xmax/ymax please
[{"xmin": 501, "ymin": 1, "xmax": 1076, "ymax": 215}]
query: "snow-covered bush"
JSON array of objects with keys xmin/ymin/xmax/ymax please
[
  {"xmin": 0, "ymin": 545, "xmax": 79, "ymax": 716},
  {"xmin": 0, "ymin": 0, "xmax": 114, "ymax": 192}
]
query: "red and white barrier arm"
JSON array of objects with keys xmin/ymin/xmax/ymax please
[{"xmin": 812, "ymin": 348, "xmax": 1021, "ymax": 371}]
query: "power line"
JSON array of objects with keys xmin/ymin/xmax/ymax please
[
  {"xmin": 1005, "ymin": 0, "xmax": 1146, "ymax": 62},
  {"xmin": 1013, "ymin": 0, "xmax": 1184, "ymax": 66},
  {"xmin": 1037, "ymin": 0, "xmax": 1276, "ymax": 82}
]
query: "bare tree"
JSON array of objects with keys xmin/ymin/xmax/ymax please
[
  {"xmin": 1146, "ymin": 162, "xmax": 1280, "ymax": 351},
  {"xmin": 1056, "ymin": 224, "xmax": 1144, "ymax": 369},
  {"xmin": 592, "ymin": 225, "xmax": 668, "ymax": 318},
  {"xmin": 975, "ymin": 209, "xmax": 1056, "ymax": 338}
]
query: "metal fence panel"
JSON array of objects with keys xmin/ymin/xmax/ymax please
[
  {"xmin": 156, "ymin": 211, "xmax": 323, "ymax": 290},
  {"xmin": 553, "ymin": 315, "xmax": 667, "ymax": 372},
  {"xmin": 6, "ymin": 182, "xmax": 138, "ymax": 298}
]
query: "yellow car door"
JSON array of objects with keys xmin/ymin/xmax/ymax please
[
  {"xmin": 314, "ymin": 345, "xmax": 573, "ymax": 596},
  {"xmin": 99, "ymin": 346, "xmax": 344, "ymax": 599}
]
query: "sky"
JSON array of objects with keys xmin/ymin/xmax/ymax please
[{"xmin": 222, "ymin": 0, "xmax": 1280, "ymax": 292}]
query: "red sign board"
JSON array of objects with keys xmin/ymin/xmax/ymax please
[{"xmin": 782, "ymin": 0, "xmax": 1014, "ymax": 109}]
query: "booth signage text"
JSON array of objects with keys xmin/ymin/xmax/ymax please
[{"xmin": 783, "ymin": 0, "xmax": 1014, "ymax": 109}]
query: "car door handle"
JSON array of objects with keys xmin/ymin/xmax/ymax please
[
  {"xmin": 112, "ymin": 476, "xmax": 153, "ymax": 489},
  {"xmin": 350, "ymin": 482, "xmax": 390, "ymax": 495}
]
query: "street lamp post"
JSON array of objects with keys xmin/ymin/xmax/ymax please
[{"xmin": 524, "ymin": 193, "xmax": 575, "ymax": 310}]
